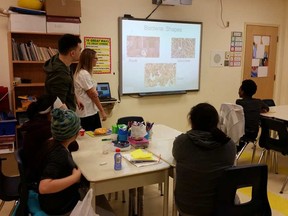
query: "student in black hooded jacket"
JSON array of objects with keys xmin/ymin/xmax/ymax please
[{"xmin": 173, "ymin": 103, "xmax": 236, "ymax": 216}]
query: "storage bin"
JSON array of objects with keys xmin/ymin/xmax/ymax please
[
  {"xmin": 9, "ymin": 14, "xmax": 46, "ymax": 33},
  {"xmin": 0, "ymin": 119, "xmax": 17, "ymax": 136}
]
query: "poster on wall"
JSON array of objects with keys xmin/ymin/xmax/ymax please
[
  {"xmin": 84, "ymin": 37, "xmax": 112, "ymax": 74},
  {"xmin": 250, "ymin": 36, "xmax": 269, "ymax": 77},
  {"xmin": 229, "ymin": 31, "xmax": 242, "ymax": 67}
]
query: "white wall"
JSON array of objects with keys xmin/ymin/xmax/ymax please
[
  {"xmin": 0, "ymin": 0, "xmax": 286, "ymax": 132},
  {"xmin": 0, "ymin": 0, "xmax": 17, "ymax": 88}
]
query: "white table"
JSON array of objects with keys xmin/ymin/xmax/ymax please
[
  {"xmin": 72, "ymin": 133, "xmax": 170, "ymax": 216},
  {"xmin": 147, "ymin": 124, "xmax": 182, "ymax": 216},
  {"xmin": 148, "ymin": 124, "xmax": 182, "ymax": 166},
  {"xmin": 261, "ymin": 105, "xmax": 288, "ymax": 121}
]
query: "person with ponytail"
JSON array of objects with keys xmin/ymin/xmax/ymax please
[
  {"xmin": 74, "ymin": 48, "xmax": 107, "ymax": 131},
  {"xmin": 172, "ymin": 103, "xmax": 236, "ymax": 216}
]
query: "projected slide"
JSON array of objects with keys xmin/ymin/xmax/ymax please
[{"xmin": 119, "ymin": 18, "xmax": 202, "ymax": 95}]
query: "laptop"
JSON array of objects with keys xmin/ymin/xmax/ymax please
[{"xmin": 96, "ymin": 82, "xmax": 117, "ymax": 102}]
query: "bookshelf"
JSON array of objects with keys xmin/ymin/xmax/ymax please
[{"xmin": 7, "ymin": 32, "xmax": 81, "ymax": 122}]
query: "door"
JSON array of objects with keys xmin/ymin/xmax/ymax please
[{"xmin": 243, "ymin": 25, "xmax": 278, "ymax": 99}]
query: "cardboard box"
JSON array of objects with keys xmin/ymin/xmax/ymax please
[
  {"xmin": 46, "ymin": 16, "xmax": 80, "ymax": 34},
  {"xmin": 9, "ymin": 14, "xmax": 46, "ymax": 33},
  {"xmin": 45, "ymin": 0, "xmax": 81, "ymax": 17},
  {"xmin": 47, "ymin": 22, "xmax": 80, "ymax": 35}
]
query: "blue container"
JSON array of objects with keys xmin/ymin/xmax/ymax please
[
  {"xmin": 118, "ymin": 127, "xmax": 128, "ymax": 142},
  {"xmin": 0, "ymin": 119, "xmax": 17, "ymax": 135}
]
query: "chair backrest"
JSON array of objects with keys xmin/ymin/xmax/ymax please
[
  {"xmin": 0, "ymin": 157, "xmax": 20, "ymax": 201},
  {"xmin": 259, "ymin": 117, "xmax": 288, "ymax": 155},
  {"xmin": 262, "ymin": 99, "xmax": 276, "ymax": 107},
  {"xmin": 215, "ymin": 164, "xmax": 271, "ymax": 216},
  {"xmin": 219, "ymin": 103, "xmax": 245, "ymax": 144},
  {"xmin": 117, "ymin": 116, "xmax": 144, "ymax": 125},
  {"xmin": 14, "ymin": 148, "xmax": 31, "ymax": 216}
]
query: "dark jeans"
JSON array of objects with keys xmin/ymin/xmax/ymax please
[{"xmin": 80, "ymin": 112, "xmax": 102, "ymax": 131}]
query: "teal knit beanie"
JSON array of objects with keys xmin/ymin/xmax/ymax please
[{"xmin": 51, "ymin": 108, "xmax": 81, "ymax": 141}]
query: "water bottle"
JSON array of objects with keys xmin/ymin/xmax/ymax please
[{"xmin": 114, "ymin": 148, "xmax": 122, "ymax": 170}]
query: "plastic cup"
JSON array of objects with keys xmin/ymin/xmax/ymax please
[
  {"xmin": 102, "ymin": 139, "xmax": 112, "ymax": 154},
  {"xmin": 79, "ymin": 128, "xmax": 85, "ymax": 136},
  {"xmin": 110, "ymin": 133, "xmax": 118, "ymax": 141},
  {"xmin": 112, "ymin": 125, "xmax": 118, "ymax": 134}
]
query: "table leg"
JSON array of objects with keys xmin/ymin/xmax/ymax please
[
  {"xmin": 137, "ymin": 187, "xmax": 144, "ymax": 216},
  {"xmin": 172, "ymin": 167, "xmax": 177, "ymax": 216},
  {"xmin": 163, "ymin": 170, "xmax": 169, "ymax": 216},
  {"xmin": 129, "ymin": 188, "xmax": 136, "ymax": 216},
  {"xmin": 90, "ymin": 184, "xmax": 96, "ymax": 211}
]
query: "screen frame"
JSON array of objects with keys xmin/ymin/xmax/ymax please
[{"xmin": 118, "ymin": 17, "xmax": 203, "ymax": 96}]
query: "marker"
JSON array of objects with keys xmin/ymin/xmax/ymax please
[{"xmin": 102, "ymin": 138, "xmax": 112, "ymax": 141}]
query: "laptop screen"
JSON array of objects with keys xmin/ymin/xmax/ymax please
[{"xmin": 96, "ymin": 82, "xmax": 111, "ymax": 99}]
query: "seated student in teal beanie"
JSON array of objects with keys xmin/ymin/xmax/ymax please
[
  {"xmin": 236, "ymin": 79, "xmax": 269, "ymax": 152},
  {"xmin": 38, "ymin": 108, "xmax": 82, "ymax": 215}
]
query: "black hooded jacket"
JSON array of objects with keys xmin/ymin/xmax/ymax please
[
  {"xmin": 172, "ymin": 129, "xmax": 236, "ymax": 216},
  {"xmin": 44, "ymin": 54, "xmax": 76, "ymax": 111}
]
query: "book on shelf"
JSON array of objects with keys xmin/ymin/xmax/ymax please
[
  {"xmin": 27, "ymin": 41, "xmax": 36, "ymax": 61},
  {"xmin": 19, "ymin": 43, "xmax": 29, "ymax": 61},
  {"xmin": 29, "ymin": 41, "xmax": 39, "ymax": 61},
  {"xmin": 11, "ymin": 39, "xmax": 59, "ymax": 62},
  {"xmin": 36, "ymin": 46, "xmax": 44, "ymax": 61},
  {"xmin": 17, "ymin": 43, "xmax": 23, "ymax": 60},
  {"xmin": 12, "ymin": 38, "xmax": 20, "ymax": 60},
  {"xmin": 24, "ymin": 43, "xmax": 32, "ymax": 61}
]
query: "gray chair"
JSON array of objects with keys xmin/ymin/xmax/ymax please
[
  {"xmin": 262, "ymin": 99, "xmax": 276, "ymax": 107},
  {"xmin": 117, "ymin": 116, "xmax": 144, "ymax": 126},
  {"xmin": 215, "ymin": 164, "xmax": 271, "ymax": 216},
  {"xmin": 0, "ymin": 157, "xmax": 20, "ymax": 215},
  {"xmin": 258, "ymin": 117, "xmax": 288, "ymax": 193}
]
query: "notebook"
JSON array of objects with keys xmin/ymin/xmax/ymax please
[{"xmin": 96, "ymin": 82, "xmax": 117, "ymax": 102}]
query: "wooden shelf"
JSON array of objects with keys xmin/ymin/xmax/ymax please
[
  {"xmin": 15, "ymin": 108, "xmax": 27, "ymax": 113},
  {"xmin": 14, "ymin": 83, "xmax": 44, "ymax": 87},
  {"xmin": 11, "ymin": 32, "xmax": 79, "ymax": 36},
  {"xmin": 13, "ymin": 60, "xmax": 45, "ymax": 64},
  {"xmin": 8, "ymin": 32, "xmax": 64, "ymax": 116}
]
